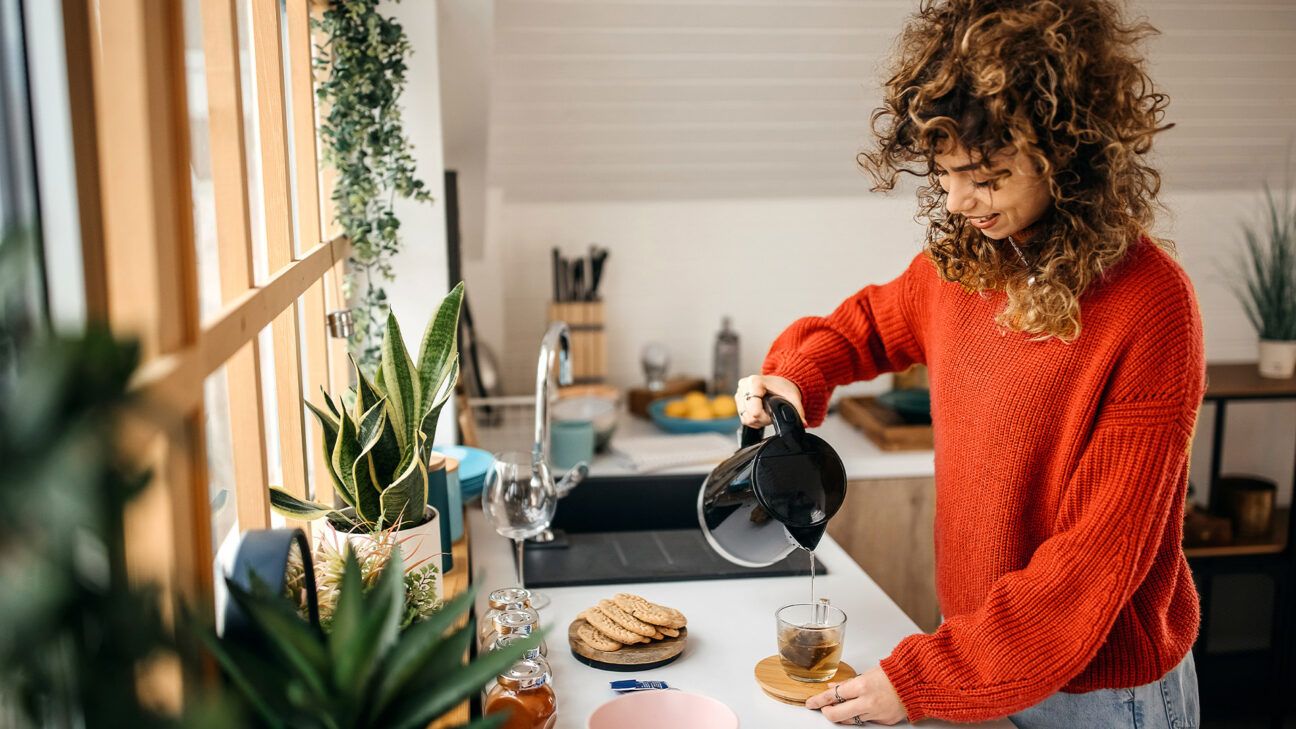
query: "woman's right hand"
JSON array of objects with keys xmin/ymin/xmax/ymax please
[{"xmin": 735, "ymin": 375, "xmax": 806, "ymax": 429}]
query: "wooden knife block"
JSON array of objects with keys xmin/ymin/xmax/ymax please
[{"xmin": 548, "ymin": 301, "xmax": 605, "ymax": 385}]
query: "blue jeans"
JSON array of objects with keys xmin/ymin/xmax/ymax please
[{"xmin": 1009, "ymin": 652, "xmax": 1199, "ymax": 729}]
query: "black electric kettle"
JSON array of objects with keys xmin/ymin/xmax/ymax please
[{"xmin": 697, "ymin": 394, "xmax": 847, "ymax": 567}]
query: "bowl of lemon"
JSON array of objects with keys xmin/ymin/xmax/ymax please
[{"xmin": 648, "ymin": 391, "xmax": 741, "ymax": 435}]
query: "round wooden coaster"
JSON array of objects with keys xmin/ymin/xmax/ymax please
[
  {"xmin": 567, "ymin": 618, "xmax": 687, "ymax": 672},
  {"xmin": 754, "ymin": 655, "xmax": 858, "ymax": 706}
]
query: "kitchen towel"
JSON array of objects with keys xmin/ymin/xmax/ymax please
[{"xmin": 610, "ymin": 432, "xmax": 737, "ymax": 473}]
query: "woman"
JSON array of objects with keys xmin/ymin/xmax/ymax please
[{"xmin": 737, "ymin": 1, "xmax": 1203, "ymax": 726}]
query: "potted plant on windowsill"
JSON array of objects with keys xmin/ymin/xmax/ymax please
[
  {"xmin": 271, "ymin": 283, "xmax": 463, "ymax": 597},
  {"xmin": 1228, "ymin": 183, "xmax": 1296, "ymax": 378}
]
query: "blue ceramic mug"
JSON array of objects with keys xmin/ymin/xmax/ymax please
[{"xmin": 550, "ymin": 419, "xmax": 595, "ymax": 471}]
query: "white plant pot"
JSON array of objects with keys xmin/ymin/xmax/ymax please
[
  {"xmin": 320, "ymin": 506, "xmax": 443, "ymax": 600},
  {"xmin": 1258, "ymin": 339, "xmax": 1296, "ymax": 379}
]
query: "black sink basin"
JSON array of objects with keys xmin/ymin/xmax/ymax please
[{"xmin": 521, "ymin": 474, "xmax": 823, "ymax": 588}]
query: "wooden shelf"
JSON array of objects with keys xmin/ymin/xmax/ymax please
[
  {"xmin": 1205, "ymin": 363, "xmax": 1296, "ymax": 400},
  {"xmin": 1185, "ymin": 507, "xmax": 1289, "ymax": 559},
  {"xmin": 428, "ymin": 516, "xmax": 472, "ymax": 729}
]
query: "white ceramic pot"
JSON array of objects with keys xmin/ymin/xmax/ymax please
[
  {"xmin": 1258, "ymin": 339, "xmax": 1296, "ymax": 379},
  {"xmin": 320, "ymin": 505, "xmax": 443, "ymax": 600}
]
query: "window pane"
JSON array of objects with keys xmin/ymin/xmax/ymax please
[
  {"xmin": 204, "ymin": 364, "xmax": 239, "ymax": 550},
  {"xmin": 182, "ymin": 0, "xmax": 223, "ymax": 322},
  {"xmin": 0, "ymin": 0, "xmax": 46, "ymax": 379},
  {"xmin": 238, "ymin": 0, "xmax": 270, "ymax": 284}
]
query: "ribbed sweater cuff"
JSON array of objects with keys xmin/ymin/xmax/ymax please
[
  {"xmin": 761, "ymin": 349, "xmax": 829, "ymax": 426},
  {"xmin": 880, "ymin": 642, "xmax": 931, "ymax": 723}
]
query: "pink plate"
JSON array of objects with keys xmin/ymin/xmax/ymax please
[{"xmin": 587, "ymin": 690, "xmax": 739, "ymax": 729}]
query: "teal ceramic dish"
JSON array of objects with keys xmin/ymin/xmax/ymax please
[
  {"xmin": 648, "ymin": 398, "xmax": 742, "ymax": 435},
  {"xmin": 877, "ymin": 388, "xmax": 931, "ymax": 424},
  {"xmin": 433, "ymin": 445, "xmax": 493, "ymax": 500}
]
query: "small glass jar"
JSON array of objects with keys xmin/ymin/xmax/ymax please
[
  {"xmin": 480, "ymin": 588, "xmax": 535, "ymax": 642},
  {"xmin": 494, "ymin": 633, "xmax": 552, "ymax": 678},
  {"xmin": 484, "ymin": 659, "xmax": 557, "ymax": 729},
  {"xmin": 487, "ymin": 609, "xmax": 547, "ymax": 657}
]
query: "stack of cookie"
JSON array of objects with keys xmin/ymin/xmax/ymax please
[{"xmin": 574, "ymin": 593, "xmax": 688, "ymax": 653}]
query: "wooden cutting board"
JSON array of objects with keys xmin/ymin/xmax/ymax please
[
  {"xmin": 838, "ymin": 396, "xmax": 933, "ymax": 451},
  {"xmin": 754, "ymin": 655, "xmax": 858, "ymax": 705},
  {"xmin": 567, "ymin": 618, "xmax": 687, "ymax": 672}
]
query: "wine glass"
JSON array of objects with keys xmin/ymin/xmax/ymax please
[{"xmin": 483, "ymin": 451, "xmax": 557, "ymax": 609}]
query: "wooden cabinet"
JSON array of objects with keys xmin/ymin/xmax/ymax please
[{"xmin": 828, "ymin": 476, "xmax": 940, "ymax": 632}]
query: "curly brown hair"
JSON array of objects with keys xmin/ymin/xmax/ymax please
[{"xmin": 859, "ymin": 0, "xmax": 1174, "ymax": 342}]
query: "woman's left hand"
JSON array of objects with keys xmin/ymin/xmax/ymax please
[{"xmin": 805, "ymin": 666, "xmax": 907, "ymax": 725}]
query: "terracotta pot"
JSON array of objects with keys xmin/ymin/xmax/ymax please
[
  {"xmin": 321, "ymin": 505, "xmax": 443, "ymax": 600},
  {"xmin": 1258, "ymin": 339, "xmax": 1296, "ymax": 379}
]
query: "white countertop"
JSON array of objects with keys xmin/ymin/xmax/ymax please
[
  {"xmin": 467, "ymin": 508, "xmax": 1011, "ymax": 729},
  {"xmin": 589, "ymin": 412, "xmax": 935, "ymax": 481}
]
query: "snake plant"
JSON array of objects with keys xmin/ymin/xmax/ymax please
[
  {"xmin": 271, "ymin": 283, "xmax": 463, "ymax": 532},
  {"xmin": 200, "ymin": 549, "xmax": 539, "ymax": 729},
  {"xmin": 1229, "ymin": 182, "xmax": 1296, "ymax": 341}
]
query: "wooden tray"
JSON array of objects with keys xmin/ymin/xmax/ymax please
[
  {"xmin": 838, "ymin": 396, "xmax": 933, "ymax": 451},
  {"xmin": 568, "ymin": 618, "xmax": 687, "ymax": 672},
  {"xmin": 754, "ymin": 655, "xmax": 858, "ymax": 705}
]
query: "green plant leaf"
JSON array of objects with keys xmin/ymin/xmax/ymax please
[
  {"xmin": 193, "ymin": 626, "xmax": 292, "ymax": 729},
  {"xmin": 320, "ymin": 386, "xmax": 341, "ymax": 421},
  {"xmin": 380, "ymin": 314, "xmax": 420, "ymax": 456},
  {"xmin": 460, "ymin": 715, "xmax": 508, "ymax": 729},
  {"xmin": 368, "ymin": 407, "xmax": 403, "ymax": 487},
  {"xmin": 418, "ymin": 359, "xmax": 459, "ymax": 450},
  {"xmin": 382, "ymin": 628, "xmax": 545, "ymax": 729},
  {"xmin": 328, "ymin": 549, "xmax": 404, "ymax": 712},
  {"xmin": 332, "ymin": 410, "xmax": 362, "ymax": 515},
  {"xmin": 354, "ymin": 354, "xmax": 384, "ymax": 423},
  {"xmin": 415, "ymin": 283, "xmax": 463, "ymax": 424},
  {"xmin": 224, "ymin": 579, "xmax": 331, "ymax": 700},
  {"xmin": 371, "ymin": 587, "xmax": 475, "ymax": 712},
  {"xmin": 357, "ymin": 396, "xmax": 388, "ymax": 454},
  {"xmin": 379, "ymin": 456, "xmax": 427, "ymax": 530},
  {"xmin": 305, "ymin": 400, "xmax": 351, "ymax": 509},
  {"xmin": 269, "ymin": 487, "xmax": 336, "ymax": 521}
]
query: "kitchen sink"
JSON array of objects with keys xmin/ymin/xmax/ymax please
[{"xmin": 521, "ymin": 474, "xmax": 823, "ymax": 588}]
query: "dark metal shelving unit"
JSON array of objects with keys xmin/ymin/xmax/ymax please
[{"xmin": 1188, "ymin": 363, "xmax": 1296, "ymax": 729}]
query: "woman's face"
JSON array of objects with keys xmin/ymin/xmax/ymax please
[{"xmin": 933, "ymin": 144, "xmax": 1053, "ymax": 241}]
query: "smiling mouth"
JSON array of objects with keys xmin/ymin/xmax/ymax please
[{"xmin": 968, "ymin": 213, "xmax": 1000, "ymax": 228}]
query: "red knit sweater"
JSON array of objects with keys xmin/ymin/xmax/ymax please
[{"xmin": 762, "ymin": 236, "xmax": 1205, "ymax": 723}]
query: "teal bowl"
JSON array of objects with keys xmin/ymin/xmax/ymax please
[
  {"xmin": 877, "ymin": 388, "xmax": 931, "ymax": 424},
  {"xmin": 648, "ymin": 398, "xmax": 742, "ymax": 435}
]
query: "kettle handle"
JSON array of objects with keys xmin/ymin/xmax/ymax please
[{"xmin": 740, "ymin": 394, "xmax": 805, "ymax": 447}]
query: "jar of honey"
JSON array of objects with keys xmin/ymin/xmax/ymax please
[{"xmin": 484, "ymin": 659, "xmax": 556, "ymax": 729}]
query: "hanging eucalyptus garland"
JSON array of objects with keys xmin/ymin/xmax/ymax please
[{"xmin": 315, "ymin": 0, "xmax": 431, "ymax": 369}]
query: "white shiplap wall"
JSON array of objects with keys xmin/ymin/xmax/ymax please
[
  {"xmin": 487, "ymin": 0, "xmax": 1296, "ymax": 201},
  {"xmin": 429, "ymin": 0, "xmax": 1296, "ymax": 503}
]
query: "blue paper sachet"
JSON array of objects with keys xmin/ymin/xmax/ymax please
[{"xmin": 609, "ymin": 679, "xmax": 671, "ymax": 693}]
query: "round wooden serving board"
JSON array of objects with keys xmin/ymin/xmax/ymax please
[
  {"xmin": 567, "ymin": 618, "xmax": 687, "ymax": 672},
  {"xmin": 754, "ymin": 655, "xmax": 858, "ymax": 705}
]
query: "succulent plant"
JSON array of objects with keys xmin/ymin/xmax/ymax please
[
  {"xmin": 201, "ymin": 548, "xmax": 539, "ymax": 729},
  {"xmin": 270, "ymin": 284, "xmax": 463, "ymax": 532},
  {"xmin": 298, "ymin": 529, "xmax": 442, "ymax": 630}
]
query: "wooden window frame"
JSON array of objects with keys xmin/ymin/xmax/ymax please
[{"xmin": 64, "ymin": 0, "xmax": 349, "ymax": 704}]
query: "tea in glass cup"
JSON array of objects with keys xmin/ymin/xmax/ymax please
[{"xmin": 776, "ymin": 602, "xmax": 846, "ymax": 682}]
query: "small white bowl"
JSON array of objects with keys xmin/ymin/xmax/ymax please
[{"xmin": 587, "ymin": 690, "xmax": 739, "ymax": 729}]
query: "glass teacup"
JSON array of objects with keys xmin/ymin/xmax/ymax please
[{"xmin": 776, "ymin": 602, "xmax": 846, "ymax": 682}]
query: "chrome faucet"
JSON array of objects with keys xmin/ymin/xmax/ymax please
[{"xmin": 534, "ymin": 321, "xmax": 588, "ymax": 496}]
